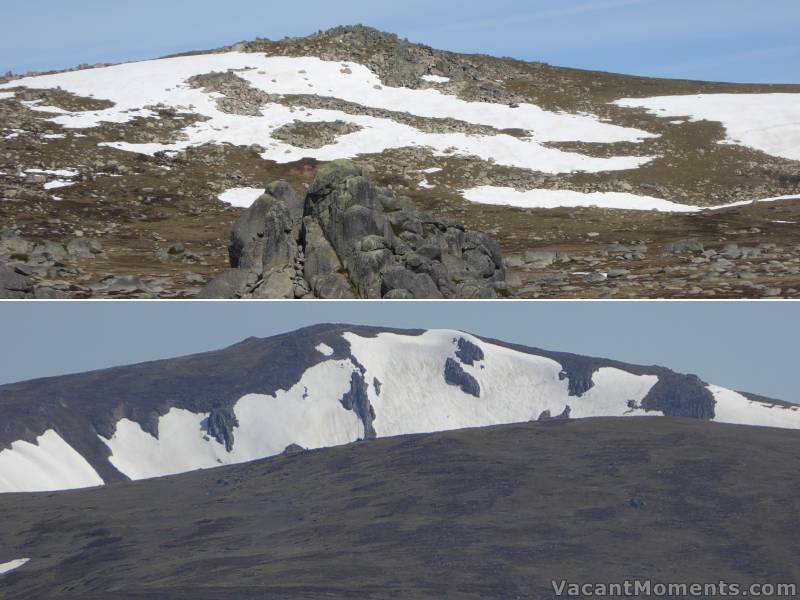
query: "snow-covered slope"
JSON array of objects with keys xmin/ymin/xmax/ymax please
[
  {"xmin": 462, "ymin": 186, "xmax": 800, "ymax": 213},
  {"xmin": 344, "ymin": 329, "xmax": 657, "ymax": 436},
  {"xmin": 615, "ymin": 93, "xmax": 800, "ymax": 161},
  {"xmin": 709, "ymin": 385, "xmax": 800, "ymax": 429},
  {"xmin": 0, "ymin": 326, "xmax": 796, "ymax": 494},
  {"xmin": 0, "ymin": 558, "xmax": 29, "ymax": 576},
  {"xmin": 101, "ymin": 359, "xmax": 362, "ymax": 480},
  {"xmin": 0, "ymin": 430, "xmax": 103, "ymax": 493},
  {"xmin": 0, "ymin": 53, "xmax": 654, "ymax": 174}
]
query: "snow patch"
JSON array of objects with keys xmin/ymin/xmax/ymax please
[
  {"xmin": 421, "ymin": 75, "xmax": 450, "ymax": 84},
  {"xmin": 218, "ymin": 187, "xmax": 264, "ymax": 208},
  {"xmin": 0, "ymin": 92, "xmax": 15, "ymax": 101},
  {"xmin": 26, "ymin": 168, "xmax": 79, "ymax": 178},
  {"xmin": 0, "ymin": 558, "xmax": 29, "ymax": 575},
  {"xmin": 709, "ymin": 385, "xmax": 800, "ymax": 430},
  {"xmin": 343, "ymin": 329, "xmax": 658, "ymax": 436},
  {"xmin": 315, "ymin": 342, "xmax": 334, "ymax": 356},
  {"xmin": 43, "ymin": 180, "xmax": 75, "ymax": 190},
  {"xmin": 100, "ymin": 359, "xmax": 362, "ymax": 480},
  {"xmin": 418, "ymin": 179, "xmax": 435, "ymax": 189},
  {"xmin": 0, "ymin": 430, "xmax": 104, "ymax": 493},
  {"xmin": 462, "ymin": 186, "xmax": 800, "ymax": 213},
  {"xmin": 0, "ymin": 53, "xmax": 656, "ymax": 175},
  {"xmin": 615, "ymin": 93, "xmax": 800, "ymax": 161}
]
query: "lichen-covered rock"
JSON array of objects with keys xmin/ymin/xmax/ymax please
[
  {"xmin": 229, "ymin": 181, "xmax": 304, "ymax": 273},
  {"xmin": 201, "ymin": 160, "xmax": 506, "ymax": 299}
]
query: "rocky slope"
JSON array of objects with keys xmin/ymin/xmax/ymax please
[
  {"xmin": 1, "ymin": 417, "xmax": 799, "ymax": 599},
  {"xmin": 1, "ymin": 26, "xmax": 800, "ymax": 297},
  {"xmin": 0, "ymin": 324, "xmax": 797, "ymax": 493}
]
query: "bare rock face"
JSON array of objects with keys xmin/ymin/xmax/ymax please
[{"xmin": 200, "ymin": 160, "xmax": 506, "ymax": 299}]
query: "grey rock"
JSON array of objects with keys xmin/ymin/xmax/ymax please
[
  {"xmin": 382, "ymin": 288, "xmax": 413, "ymax": 299},
  {"xmin": 314, "ymin": 272, "xmax": 356, "ymax": 299},
  {"xmin": 198, "ymin": 269, "xmax": 256, "ymax": 299},
  {"xmin": 381, "ymin": 267, "xmax": 442, "ymax": 299},
  {"xmin": 443, "ymin": 357, "xmax": 480, "ymax": 397},
  {"xmin": 66, "ymin": 238, "xmax": 104, "ymax": 258},
  {"xmin": 251, "ymin": 269, "xmax": 294, "ymax": 299},
  {"xmin": 302, "ymin": 218, "xmax": 344, "ymax": 285},
  {"xmin": 662, "ymin": 239, "xmax": 704, "ymax": 254},
  {"xmin": 0, "ymin": 265, "xmax": 34, "ymax": 298},
  {"xmin": 229, "ymin": 181, "xmax": 304, "ymax": 273},
  {"xmin": 455, "ymin": 337, "xmax": 484, "ymax": 365},
  {"xmin": 206, "ymin": 160, "xmax": 505, "ymax": 300},
  {"xmin": 30, "ymin": 241, "xmax": 68, "ymax": 265}
]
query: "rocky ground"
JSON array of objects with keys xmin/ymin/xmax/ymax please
[{"xmin": 2, "ymin": 25, "xmax": 800, "ymax": 298}]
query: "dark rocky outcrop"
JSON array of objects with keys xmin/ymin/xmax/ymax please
[
  {"xmin": 282, "ymin": 443, "xmax": 306, "ymax": 455},
  {"xmin": 641, "ymin": 373, "xmax": 716, "ymax": 419},
  {"xmin": 340, "ymin": 370, "xmax": 377, "ymax": 439},
  {"xmin": 200, "ymin": 160, "xmax": 505, "ymax": 298},
  {"xmin": 558, "ymin": 369, "xmax": 595, "ymax": 397},
  {"xmin": 205, "ymin": 407, "xmax": 239, "ymax": 452},
  {"xmin": 455, "ymin": 337, "xmax": 484, "ymax": 365},
  {"xmin": 537, "ymin": 405, "xmax": 571, "ymax": 421},
  {"xmin": 443, "ymin": 357, "xmax": 480, "ymax": 397}
]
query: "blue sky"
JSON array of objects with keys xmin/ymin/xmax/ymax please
[
  {"xmin": 0, "ymin": 301, "xmax": 797, "ymax": 402},
  {"xmin": 1, "ymin": 0, "xmax": 798, "ymax": 83}
]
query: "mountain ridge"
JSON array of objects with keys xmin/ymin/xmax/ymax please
[{"xmin": 0, "ymin": 324, "xmax": 798, "ymax": 494}]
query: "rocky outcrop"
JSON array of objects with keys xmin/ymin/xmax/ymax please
[
  {"xmin": 641, "ymin": 373, "xmax": 716, "ymax": 419},
  {"xmin": 537, "ymin": 405, "xmax": 571, "ymax": 421},
  {"xmin": 200, "ymin": 160, "xmax": 506, "ymax": 299},
  {"xmin": 340, "ymin": 370, "xmax": 377, "ymax": 439},
  {"xmin": 443, "ymin": 357, "xmax": 481, "ymax": 397},
  {"xmin": 205, "ymin": 407, "xmax": 239, "ymax": 452},
  {"xmin": 455, "ymin": 337, "xmax": 484, "ymax": 365}
]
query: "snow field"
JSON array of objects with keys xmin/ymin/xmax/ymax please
[
  {"xmin": 343, "ymin": 329, "xmax": 659, "ymax": 436},
  {"xmin": 614, "ymin": 93, "xmax": 800, "ymax": 161},
  {"xmin": 0, "ymin": 430, "xmax": 103, "ymax": 493},
  {"xmin": 0, "ymin": 559, "xmax": 29, "ymax": 575},
  {"xmin": 218, "ymin": 187, "xmax": 265, "ymax": 208},
  {"xmin": 100, "ymin": 359, "xmax": 363, "ymax": 480},
  {"xmin": 709, "ymin": 385, "xmax": 800, "ymax": 429},
  {"xmin": 461, "ymin": 186, "xmax": 800, "ymax": 213},
  {"xmin": 0, "ymin": 53, "xmax": 654, "ymax": 174}
]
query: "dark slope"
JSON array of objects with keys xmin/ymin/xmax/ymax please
[
  {"xmin": 0, "ymin": 323, "xmax": 771, "ymax": 484},
  {"xmin": 1, "ymin": 417, "xmax": 798, "ymax": 599}
]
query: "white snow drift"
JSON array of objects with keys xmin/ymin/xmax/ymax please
[
  {"xmin": 0, "ymin": 558, "xmax": 29, "ymax": 575},
  {"xmin": 462, "ymin": 186, "xmax": 800, "ymax": 213},
  {"xmin": 421, "ymin": 75, "xmax": 451, "ymax": 84},
  {"xmin": 0, "ymin": 430, "xmax": 103, "ymax": 493},
  {"xmin": 345, "ymin": 329, "xmax": 658, "ymax": 436},
  {"xmin": 100, "ymin": 359, "xmax": 362, "ymax": 480},
  {"xmin": 615, "ymin": 93, "xmax": 800, "ymax": 161},
  {"xmin": 218, "ymin": 187, "xmax": 265, "ymax": 208},
  {"xmin": 0, "ymin": 52, "xmax": 654, "ymax": 174},
  {"xmin": 709, "ymin": 385, "xmax": 800, "ymax": 429}
]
